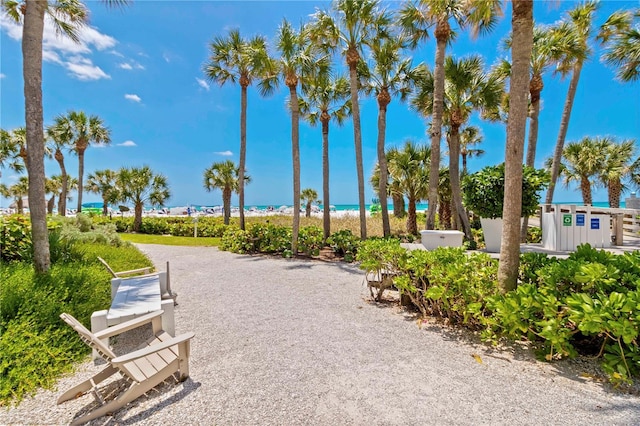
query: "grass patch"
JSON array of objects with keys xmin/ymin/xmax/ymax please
[{"xmin": 119, "ymin": 233, "xmax": 221, "ymax": 246}]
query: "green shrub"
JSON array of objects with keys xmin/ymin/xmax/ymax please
[
  {"xmin": 327, "ymin": 229, "xmax": 360, "ymax": 262},
  {"xmin": 298, "ymin": 226, "xmax": 323, "ymax": 256},
  {"xmin": 220, "ymin": 226, "xmax": 253, "ymax": 254},
  {"xmin": 0, "ymin": 215, "xmax": 32, "ymax": 262},
  {"xmin": 357, "ymin": 238, "xmax": 407, "ymax": 301}
]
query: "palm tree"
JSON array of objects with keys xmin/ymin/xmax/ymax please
[
  {"xmin": 370, "ymin": 147, "xmax": 406, "ymax": 219},
  {"xmin": 2, "ymin": 0, "xmax": 125, "ymax": 273},
  {"xmin": 204, "ymin": 29, "xmax": 273, "ymax": 231},
  {"xmin": 437, "ymin": 167, "xmax": 452, "ymax": 229},
  {"xmin": 203, "ymin": 160, "xmax": 248, "ymax": 225},
  {"xmin": 598, "ymin": 8, "xmax": 640, "ymax": 83},
  {"xmin": 299, "ymin": 67, "xmax": 350, "ymax": 240},
  {"xmin": 413, "ymin": 55, "xmax": 503, "ymax": 240},
  {"xmin": 399, "ymin": 0, "xmax": 502, "ymax": 230},
  {"xmin": 263, "ymin": 19, "xmax": 319, "ymax": 255},
  {"xmin": 598, "ymin": 138, "xmax": 638, "ymax": 208},
  {"xmin": 387, "ymin": 141, "xmax": 430, "ymax": 235},
  {"xmin": 8, "ymin": 176, "xmax": 30, "ymax": 214},
  {"xmin": 309, "ymin": 0, "xmax": 391, "ymax": 239},
  {"xmin": 86, "ymin": 169, "xmax": 119, "ymax": 216},
  {"xmin": 52, "ymin": 111, "xmax": 111, "ymax": 213},
  {"xmin": 46, "ymin": 174, "xmax": 77, "ymax": 215},
  {"xmin": 361, "ymin": 26, "xmax": 423, "ymax": 237},
  {"xmin": 498, "ymin": 0, "xmax": 534, "ymax": 293},
  {"xmin": 116, "ymin": 166, "xmax": 170, "ymax": 233},
  {"xmin": 301, "ymin": 188, "xmax": 319, "ymax": 218},
  {"xmin": 46, "ymin": 116, "xmax": 73, "ymax": 216},
  {"xmin": 458, "ymin": 125, "xmax": 484, "ymax": 175},
  {"xmin": 557, "ymin": 137, "xmax": 608, "ymax": 206},
  {"xmin": 545, "ymin": 1, "xmax": 599, "ymax": 206},
  {"xmin": 0, "ymin": 128, "xmax": 24, "ymax": 176}
]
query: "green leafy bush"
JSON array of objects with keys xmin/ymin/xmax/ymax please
[
  {"xmin": 298, "ymin": 226, "xmax": 324, "ymax": 256},
  {"xmin": 462, "ymin": 163, "xmax": 549, "ymax": 219},
  {"xmin": 357, "ymin": 238, "xmax": 407, "ymax": 301},
  {"xmin": 220, "ymin": 226, "xmax": 253, "ymax": 254},
  {"xmin": 0, "ymin": 215, "xmax": 32, "ymax": 262},
  {"xmin": 327, "ymin": 229, "xmax": 360, "ymax": 262}
]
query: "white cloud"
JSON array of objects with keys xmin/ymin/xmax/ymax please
[
  {"xmin": 0, "ymin": 14, "xmax": 115, "ymax": 82},
  {"xmin": 66, "ymin": 61, "xmax": 110, "ymax": 81},
  {"xmin": 196, "ymin": 78, "xmax": 210, "ymax": 91},
  {"xmin": 110, "ymin": 50, "xmax": 125, "ymax": 58},
  {"xmin": 118, "ymin": 61, "xmax": 145, "ymax": 71},
  {"xmin": 124, "ymin": 94, "xmax": 141, "ymax": 103},
  {"xmin": 118, "ymin": 140, "xmax": 137, "ymax": 147},
  {"xmin": 0, "ymin": 73, "xmax": 5, "ymax": 79},
  {"xmin": 214, "ymin": 150, "xmax": 233, "ymax": 156},
  {"xmin": 162, "ymin": 52, "xmax": 171, "ymax": 63}
]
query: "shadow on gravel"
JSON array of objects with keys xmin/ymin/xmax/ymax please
[{"xmin": 75, "ymin": 378, "xmax": 202, "ymax": 426}]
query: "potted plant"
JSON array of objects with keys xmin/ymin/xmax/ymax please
[{"xmin": 462, "ymin": 163, "xmax": 549, "ymax": 252}]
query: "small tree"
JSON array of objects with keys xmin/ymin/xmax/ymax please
[
  {"xmin": 116, "ymin": 166, "xmax": 170, "ymax": 232},
  {"xmin": 300, "ymin": 188, "xmax": 319, "ymax": 218},
  {"xmin": 86, "ymin": 169, "xmax": 119, "ymax": 216},
  {"xmin": 203, "ymin": 160, "xmax": 249, "ymax": 225}
]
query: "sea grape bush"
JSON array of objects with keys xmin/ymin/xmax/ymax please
[
  {"xmin": 297, "ymin": 226, "xmax": 324, "ymax": 256},
  {"xmin": 326, "ymin": 229, "xmax": 360, "ymax": 262},
  {"xmin": 0, "ymin": 215, "xmax": 32, "ymax": 262}
]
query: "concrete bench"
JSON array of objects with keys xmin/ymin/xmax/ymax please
[{"xmin": 91, "ymin": 272, "xmax": 175, "ymax": 360}]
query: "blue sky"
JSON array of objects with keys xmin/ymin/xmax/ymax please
[{"xmin": 1, "ymin": 0, "xmax": 639, "ymax": 208}]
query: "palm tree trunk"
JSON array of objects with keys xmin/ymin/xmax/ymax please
[
  {"xmin": 407, "ymin": 196, "xmax": 417, "ymax": 235},
  {"xmin": 289, "ymin": 85, "xmax": 301, "ymax": 255},
  {"xmin": 498, "ymin": 0, "xmax": 533, "ymax": 293},
  {"xmin": 48, "ymin": 196, "xmax": 55, "ymax": 214},
  {"xmin": 580, "ymin": 177, "xmax": 592, "ymax": 205},
  {"xmin": 392, "ymin": 193, "xmax": 405, "ymax": 218},
  {"xmin": 321, "ymin": 116, "xmax": 331, "ymax": 241},
  {"xmin": 55, "ymin": 150, "xmax": 67, "ymax": 216},
  {"xmin": 223, "ymin": 188, "xmax": 231, "ymax": 225},
  {"xmin": 448, "ymin": 128, "xmax": 472, "ymax": 240},
  {"xmin": 134, "ymin": 202, "xmax": 143, "ymax": 232},
  {"xmin": 377, "ymin": 93, "xmax": 391, "ymax": 237},
  {"xmin": 17, "ymin": 198, "xmax": 24, "ymax": 214},
  {"xmin": 545, "ymin": 61, "xmax": 583, "ymax": 207},
  {"xmin": 462, "ymin": 154, "xmax": 468, "ymax": 175},
  {"xmin": 609, "ymin": 179, "xmax": 621, "ymax": 208},
  {"xmin": 77, "ymin": 149, "xmax": 85, "ymax": 212},
  {"xmin": 102, "ymin": 197, "xmax": 108, "ymax": 216},
  {"xmin": 347, "ymin": 48, "xmax": 367, "ymax": 240},
  {"xmin": 239, "ymin": 82, "xmax": 248, "ymax": 230},
  {"xmin": 521, "ymin": 86, "xmax": 542, "ymax": 241},
  {"xmin": 426, "ymin": 24, "xmax": 448, "ymax": 230},
  {"xmin": 23, "ymin": 0, "xmax": 50, "ymax": 273}
]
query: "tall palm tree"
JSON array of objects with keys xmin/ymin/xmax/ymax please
[
  {"xmin": 557, "ymin": 137, "xmax": 608, "ymax": 206},
  {"xmin": 2, "ymin": 0, "xmax": 125, "ymax": 273},
  {"xmin": 387, "ymin": 141, "xmax": 430, "ymax": 235},
  {"xmin": 52, "ymin": 111, "xmax": 111, "ymax": 213},
  {"xmin": 370, "ymin": 148, "xmax": 406, "ymax": 219},
  {"xmin": 45, "ymin": 176, "xmax": 60, "ymax": 214},
  {"xmin": 309, "ymin": 0, "xmax": 391, "ymax": 239},
  {"xmin": 413, "ymin": 55, "xmax": 503, "ymax": 240},
  {"xmin": 498, "ymin": 0, "xmax": 534, "ymax": 293},
  {"xmin": 399, "ymin": 0, "xmax": 502, "ymax": 230},
  {"xmin": 299, "ymin": 68, "xmax": 350, "ymax": 240},
  {"xmin": 86, "ymin": 169, "xmax": 119, "ymax": 216},
  {"xmin": 598, "ymin": 138, "xmax": 638, "ymax": 208},
  {"xmin": 46, "ymin": 116, "xmax": 73, "ymax": 216},
  {"xmin": 8, "ymin": 176, "xmax": 30, "ymax": 214},
  {"xmin": 437, "ymin": 167, "xmax": 452, "ymax": 229},
  {"xmin": 598, "ymin": 8, "xmax": 640, "ymax": 83},
  {"xmin": 116, "ymin": 166, "xmax": 170, "ymax": 233},
  {"xmin": 204, "ymin": 29, "xmax": 273, "ymax": 231},
  {"xmin": 0, "ymin": 128, "xmax": 24, "ymax": 176},
  {"xmin": 301, "ymin": 188, "xmax": 319, "ymax": 218},
  {"xmin": 262, "ymin": 19, "xmax": 320, "ymax": 255},
  {"xmin": 361, "ymin": 27, "xmax": 423, "ymax": 237},
  {"xmin": 458, "ymin": 125, "xmax": 484, "ymax": 175},
  {"xmin": 545, "ymin": 1, "xmax": 599, "ymax": 206},
  {"xmin": 203, "ymin": 160, "xmax": 247, "ymax": 225},
  {"xmin": 47, "ymin": 174, "xmax": 77, "ymax": 215}
]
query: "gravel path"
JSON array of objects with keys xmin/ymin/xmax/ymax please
[{"xmin": 3, "ymin": 244, "xmax": 639, "ymax": 425}]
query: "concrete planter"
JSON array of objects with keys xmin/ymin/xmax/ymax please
[{"xmin": 480, "ymin": 218, "xmax": 503, "ymax": 253}]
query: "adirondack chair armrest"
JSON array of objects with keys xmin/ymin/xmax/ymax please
[
  {"xmin": 115, "ymin": 267, "xmax": 153, "ymax": 277},
  {"xmin": 94, "ymin": 310, "xmax": 164, "ymax": 339},
  {"xmin": 111, "ymin": 332, "xmax": 195, "ymax": 365}
]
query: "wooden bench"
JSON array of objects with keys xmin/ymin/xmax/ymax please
[{"xmin": 90, "ymin": 272, "xmax": 175, "ymax": 360}]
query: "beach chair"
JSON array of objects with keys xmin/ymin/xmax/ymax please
[
  {"xmin": 58, "ymin": 311, "xmax": 194, "ymax": 425},
  {"xmin": 98, "ymin": 257, "xmax": 178, "ymax": 304}
]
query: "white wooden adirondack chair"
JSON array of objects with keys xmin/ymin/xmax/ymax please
[{"xmin": 58, "ymin": 311, "xmax": 194, "ymax": 425}]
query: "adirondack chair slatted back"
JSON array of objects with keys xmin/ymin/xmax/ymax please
[{"xmin": 60, "ymin": 313, "xmax": 116, "ymax": 361}]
